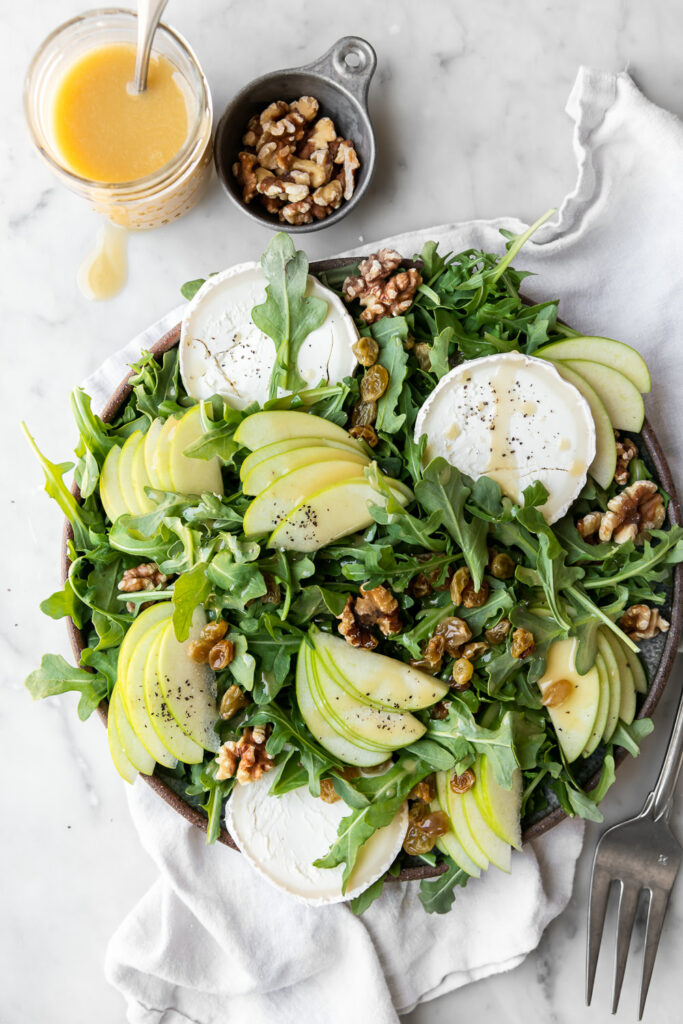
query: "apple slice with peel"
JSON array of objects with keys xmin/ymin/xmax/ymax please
[
  {"xmin": 131, "ymin": 431, "xmax": 156, "ymax": 514},
  {"xmin": 155, "ymin": 608, "xmax": 220, "ymax": 751},
  {"xmin": 100, "ymin": 445, "xmax": 129, "ymax": 522},
  {"xmin": 143, "ymin": 625, "xmax": 205, "ymax": 763},
  {"xmin": 242, "ymin": 444, "xmax": 369, "ymax": 496},
  {"xmin": 108, "ymin": 697, "xmax": 137, "ymax": 783},
  {"xmin": 117, "ymin": 431, "xmax": 146, "ymax": 514},
  {"xmin": 472, "ymin": 755, "xmax": 522, "ymax": 849},
  {"xmin": 600, "ymin": 628, "xmax": 636, "ymax": 725},
  {"xmin": 295, "ymin": 643, "xmax": 392, "ymax": 767},
  {"xmin": 243, "ymin": 460, "xmax": 371, "ymax": 536},
  {"xmin": 169, "ymin": 405, "xmax": 223, "ymax": 496},
  {"xmin": 432, "ymin": 791, "xmax": 481, "ymax": 878},
  {"xmin": 117, "ymin": 602, "xmax": 177, "ymax": 768},
  {"xmin": 305, "ymin": 646, "xmax": 391, "ymax": 754},
  {"xmin": 111, "ymin": 685, "xmax": 155, "ymax": 775},
  {"xmin": 270, "ymin": 477, "xmax": 411, "ymax": 552},
  {"xmin": 240, "ymin": 435, "xmax": 366, "ymax": 483},
  {"xmin": 442, "ymin": 774, "xmax": 489, "ymax": 871},
  {"xmin": 154, "ymin": 416, "xmax": 179, "ymax": 491},
  {"xmin": 235, "ymin": 410, "xmax": 358, "ymax": 450},
  {"xmin": 537, "ymin": 638, "xmax": 601, "ymax": 763},
  {"xmin": 560, "ymin": 360, "xmax": 644, "ymax": 431},
  {"xmin": 311, "ymin": 628, "xmax": 448, "ymax": 711},
  {"xmin": 581, "ymin": 652, "xmax": 611, "ymax": 758},
  {"xmin": 621, "ymin": 638, "xmax": 648, "ymax": 694},
  {"xmin": 535, "ymin": 337, "xmax": 651, "ymax": 393},
  {"xmin": 462, "ymin": 787, "xmax": 511, "ymax": 872},
  {"xmin": 545, "ymin": 363, "xmax": 616, "ymax": 488},
  {"xmin": 143, "ymin": 418, "xmax": 165, "ymax": 489},
  {"xmin": 596, "ymin": 632, "xmax": 622, "ymax": 743}
]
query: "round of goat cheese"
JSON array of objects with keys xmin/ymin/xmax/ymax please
[
  {"xmin": 414, "ymin": 351, "xmax": 596, "ymax": 523},
  {"xmin": 179, "ymin": 262, "xmax": 358, "ymax": 409},
  {"xmin": 226, "ymin": 773, "xmax": 408, "ymax": 905}
]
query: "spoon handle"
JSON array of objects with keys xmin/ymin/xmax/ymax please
[{"xmin": 133, "ymin": 0, "xmax": 170, "ymax": 94}]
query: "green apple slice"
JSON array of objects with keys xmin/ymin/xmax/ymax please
[
  {"xmin": 156, "ymin": 609, "xmax": 220, "ymax": 751},
  {"xmin": 311, "ymin": 648, "xmax": 426, "ymax": 750},
  {"xmin": 269, "ymin": 477, "xmax": 411, "ymax": 552},
  {"xmin": 143, "ymin": 418, "xmax": 165, "ymax": 489},
  {"xmin": 537, "ymin": 638, "xmax": 601, "ymax": 763},
  {"xmin": 582, "ymin": 652, "xmax": 611, "ymax": 758},
  {"xmin": 143, "ymin": 625, "xmax": 205, "ymax": 763},
  {"xmin": 545, "ymin": 362, "xmax": 616, "ymax": 488},
  {"xmin": 472, "ymin": 755, "xmax": 522, "ymax": 849},
  {"xmin": 295, "ymin": 643, "xmax": 392, "ymax": 766},
  {"xmin": 107, "ymin": 697, "xmax": 137, "ymax": 783},
  {"xmin": 243, "ymin": 445, "xmax": 369, "ymax": 496},
  {"xmin": 600, "ymin": 628, "xmax": 636, "ymax": 725},
  {"xmin": 240, "ymin": 435, "xmax": 366, "ymax": 482},
  {"xmin": 100, "ymin": 445, "xmax": 129, "ymax": 521},
  {"xmin": 620, "ymin": 639, "xmax": 648, "ymax": 694},
  {"xmin": 235, "ymin": 410, "xmax": 357, "ymax": 451},
  {"xmin": 117, "ymin": 431, "xmax": 146, "ymax": 514},
  {"xmin": 443, "ymin": 777, "xmax": 489, "ymax": 871},
  {"xmin": 432, "ymin": 789, "xmax": 481, "ymax": 877},
  {"xmin": 311, "ymin": 629, "xmax": 448, "ymax": 711},
  {"xmin": 117, "ymin": 602, "xmax": 177, "ymax": 768},
  {"xmin": 535, "ymin": 337, "xmax": 651, "ymax": 393},
  {"xmin": 168, "ymin": 405, "xmax": 223, "ymax": 496},
  {"xmin": 111, "ymin": 685, "xmax": 155, "ymax": 775},
  {"xmin": 595, "ymin": 631, "xmax": 622, "ymax": 742},
  {"xmin": 244, "ymin": 460, "xmax": 370, "ymax": 536},
  {"xmin": 154, "ymin": 416, "xmax": 179, "ymax": 491},
  {"xmin": 462, "ymin": 787, "xmax": 511, "ymax": 872},
  {"xmin": 560, "ymin": 360, "xmax": 644, "ymax": 432},
  {"xmin": 130, "ymin": 430, "xmax": 156, "ymax": 514}
]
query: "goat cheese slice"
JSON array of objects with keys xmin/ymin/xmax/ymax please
[
  {"xmin": 179, "ymin": 262, "xmax": 358, "ymax": 409},
  {"xmin": 226, "ymin": 773, "xmax": 408, "ymax": 905},
  {"xmin": 414, "ymin": 351, "xmax": 596, "ymax": 523}
]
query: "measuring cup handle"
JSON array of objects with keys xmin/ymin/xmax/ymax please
[{"xmin": 304, "ymin": 36, "xmax": 377, "ymax": 106}]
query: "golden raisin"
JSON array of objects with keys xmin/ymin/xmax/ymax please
[
  {"xmin": 452, "ymin": 657, "xmax": 474, "ymax": 689},
  {"xmin": 200, "ymin": 619, "xmax": 229, "ymax": 644},
  {"xmin": 360, "ymin": 365, "xmax": 389, "ymax": 401},
  {"xmin": 262, "ymin": 573, "xmax": 281, "ymax": 604},
  {"xmin": 219, "ymin": 683, "xmax": 249, "ymax": 720},
  {"xmin": 417, "ymin": 810, "xmax": 450, "ymax": 837},
  {"xmin": 410, "ymin": 634, "xmax": 446, "ymax": 674},
  {"xmin": 349, "ymin": 424, "xmax": 378, "ymax": 446},
  {"xmin": 430, "ymin": 700, "xmax": 450, "ymax": 720},
  {"xmin": 209, "ymin": 639, "xmax": 235, "ymax": 671},
  {"xmin": 414, "ymin": 342, "xmax": 432, "ymax": 371},
  {"xmin": 511, "ymin": 627, "xmax": 535, "ymax": 659},
  {"xmin": 434, "ymin": 616, "xmax": 472, "ymax": 656},
  {"xmin": 460, "ymin": 641, "xmax": 488, "ymax": 661},
  {"xmin": 490, "ymin": 552, "xmax": 515, "ymax": 580},
  {"xmin": 462, "ymin": 578, "xmax": 489, "ymax": 608},
  {"xmin": 188, "ymin": 639, "xmax": 213, "ymax": 664},
  {"xmin": 450, "ymin": 769, "xmax": 475, "ymax": 794},
  {"xmin": 319, "ymin": 778, "xmax": 340, "ymax": 803},
  {"xmin": 541, "ymin": 678, "xmax": 574, "ymax": 707},
  {"xmin": 402, "ymin": 333, "xmax": 415, "ymax": 351},
  {"xmin": 403, "ymin": 825, "xmax": 437, "ymax": 856},
  {"xmin": 352, "ymin": 336, "xmax": 379, "ymax": 367},
  {"xmin": 449, "ymin": 566, "xmax": 471, "ymax": 605},
  {"xmin": 485, "ymin": 618, "xmax": 511, "ymax": 645},
  {"xmin": 409, "ymin": 775, "xmax": 436, "ymax": 803},
  {"xmin": 351, "ymin": 400, "xmax": 377, "ymax": 427}
]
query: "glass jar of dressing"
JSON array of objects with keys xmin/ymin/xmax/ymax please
[{"xmin": 24, "ymin": 8, "xmax": 213, "ymax": 230}]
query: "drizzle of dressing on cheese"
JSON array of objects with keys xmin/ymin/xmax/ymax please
[
  {"xmin": 485, "ymin": 358, "xmax": 520, "ymax": 493},
  {"xmin": 77, "ymin": 220, "xmax": 128, "ymax": 301}
]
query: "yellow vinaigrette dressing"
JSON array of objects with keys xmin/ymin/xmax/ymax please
[{"xmin": 52, "ymin": 43, "xmax": 190, "ymax": 183}]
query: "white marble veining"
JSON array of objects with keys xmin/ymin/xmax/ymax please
[{"xmin": 2, "ymin": 1, "xmax": 683, "ymax": 1021}]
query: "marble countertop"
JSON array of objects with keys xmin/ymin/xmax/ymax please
[{"xmin": 3, "ymin": 1, "xmax": 682, "ymax": 1021}]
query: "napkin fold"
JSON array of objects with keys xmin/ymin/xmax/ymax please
[{"xmin": 95, "ymin": 66, "xmax": 683, "ymax": 1022}]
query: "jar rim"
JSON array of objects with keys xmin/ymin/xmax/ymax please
[{"xmin": 24, "ymin": 7, "xmax": 213, "ymax": 193}]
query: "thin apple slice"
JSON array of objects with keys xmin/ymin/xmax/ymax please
[
  {"xmin": 243, "ymin": 444, "xmax": 369, "ymax": 496},
  {"xmin": 535, "ymin": 337, "xmax": 651, "ymax": 393},
  {"xmin": 108, "ymin": 696, "xmax": 137, "ymax": 783},
  {"xmin": 130, "ymin": 430, "xmax": 156, "ymax": 513},
  {"xmin": 581, "ymin": 652, "xmax": 611, "ymax": 758},
  {"xmin": 143, "ymin": 418, "xmax": 165, "ymax": 489},
  {"xmin": 156, "ymin": 609, "xmax": 220, "ymax": 751},
  {"xmin": 596, "ymin": 631, "xmax": 622, "ymax": 742},
  {"xmin": 154, "ymin": 416, "xmax": 179, "ymax": 491},
  {"xmin": 311, "ymin": 629, "xmax": 448, "ymax": 711},
  {"xmin": 295, "ymin": 643, "xmax": 392, "ymax": 766},
  {"xmin": 621, "ymin": 639, "xmax": 648, "ymax": 694},
  {"xmin": 117, "ymin": 431, "xmax": 146, "ymax": 514},
  {"xmin": 244, "ymin": 460, "xmax": 370, "ymax": 536},
  {"xmin": 545, "ymin": 363, "xmax": 616, "ymax": 488},
  {"xmin": 240, "ymin": 435, "xmax": 366, "ymax": 482},
  {"xmin": 111, "ymin": 685, "xmax": 155, "ymax": 775},
  {"xmin": 143, "ymin": 625, "xmax": 205, "ymax": 763},
  {"xmin": 235, "ymin": 410, "xmax": 357, "ymax": 450},
  {"xmin": 462, "ymin": 787, "xmax": 511, "ymax": 872},
  {"xmin": 560, "ymin": 360, "xmax": 644, "ymax": 431},
  {"xmin": 443, "ymin": 777, "xmax": 489, "ymax": 871},
  {"xmin": 168, "ymin": 405, "xmax": 223, "ymax": 496},
  {"xmin": 270, "ymin": 477, "xmax": 411, "ymax": 552},
  {"xmin": 432, "ymin": 789, "xmax": 481, "ymax": 878},
  {"xmin": 600, "ymin": 628, "xmax": 636, "ymax": 725},
  {"xmin": 472, "ymin": 755, "xmax": 522, "ymax": 849},
  {"xmin": 100, "ymin": 445, "xmax": 129, "ymax": 521},
  {"xmin": 537, "ymin": 638, "xmax": 601, "ymax": 763}
]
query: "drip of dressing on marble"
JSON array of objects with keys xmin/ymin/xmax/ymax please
[{"xmin": 77, "ymin": 221, "xmax": 128, "ymax": 301}]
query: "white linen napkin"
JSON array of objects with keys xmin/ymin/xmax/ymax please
[{"xmin": 93, "ymin": 66, "xmax": 682, "ymax": 1023}]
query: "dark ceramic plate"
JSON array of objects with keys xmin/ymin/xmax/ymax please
[{"xmin": 62, "ymin": 257, "xmax": 682, "ymax": 883}]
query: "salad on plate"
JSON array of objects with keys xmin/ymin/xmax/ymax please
[{"xmin": 25, "ymin": 214, "xmax": 682, "ymax": 913}]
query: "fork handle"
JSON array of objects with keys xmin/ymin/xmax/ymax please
[{"xmin": 649, "ymin": 679, "xmax": 683, "ymax": 822}]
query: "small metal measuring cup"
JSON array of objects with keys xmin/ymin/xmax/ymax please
[{"xmin": 214, "ymin": 36, "xmax": 377, "ymax": 232}]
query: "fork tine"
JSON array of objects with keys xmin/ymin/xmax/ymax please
[
  {"xmin": 586, "ymin": 864, "xmax": 612, "ymax": 1005},
  {"xmin": 638, "ymin": 888, "xmax": 671, "ymax": 1021},
  {"xmin": 612, "ymin": 881, "xmax": 642, "ymax": 1013}
]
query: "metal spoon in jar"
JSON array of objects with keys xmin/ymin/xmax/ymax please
[{"xmin": 131, "ymin": 0, "xmax": 170, "ymax": 93}]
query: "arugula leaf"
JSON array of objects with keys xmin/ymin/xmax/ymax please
[
  {"xmin": 247, "ymin": 700, "xmax": 335, "ymax": 795},
  {"xmin": 426, "ymin": 700, "xmax": 518, "ymax": 788},
  {"xmin": 419, "ymin": 856, "xmax": 469, "ymax": 914},
  {"xmin": 207, "ymin": 553, "xmax": 267, "ymax": 612},
  {"xmin": 588, "ymin": 752, "xmax": 616, "ymax": 804},
  {"xmin": 25, "ymin": 654, "xmax": 108, "ymax": 721},
  {"xmin": 40, "ymin": 580, "xmax": 87, "ymax": 629},
  {"xmin": 415, "ymin": 459, "xmax": 489, "ymax": 589},
  {"xmin": 611, "ymin": 718, "xmax": 654, "ymax": 756},
  {"xmin": 252, "ymin": 233, "xmax": 328, "ymax": 399},
  {"xmin": 226, "ymin": 631, "xmax": 256, "ymax": 690},
  {"xmin": 181, "ymin": 277, "xmax": 206, "ymax": 301},
  {"xmin": 172, "ymin": 562, "xmax": 211, "ymax": 641},
  {"xmin": 369, "ymin": 317, "xmax": 409, "ymax": 434},
  {"xmin": 350, "ymin": 875, "xmax": 387, "ymax": 915}
]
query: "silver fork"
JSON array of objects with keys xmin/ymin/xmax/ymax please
[{"xmin": 586, "ymin": 687, "xmax": 683, "ymax": 1019}]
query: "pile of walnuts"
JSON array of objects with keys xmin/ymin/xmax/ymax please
[{"xmin": 233, "ymin": 96, "xmax": 360, "ymax": 225}]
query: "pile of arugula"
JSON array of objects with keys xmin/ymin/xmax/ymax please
[{"xmin": 26, "ymin": 229, "xmax": 681, "ymax": 915}]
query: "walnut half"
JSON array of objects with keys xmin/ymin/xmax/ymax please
[
  {"xmin": 599, "ymin": 480, "xmax": 665, "ymax": 544},
  {"xmin": 619, "ymin": 604, "xmax": 670, "ymax": 641}
]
